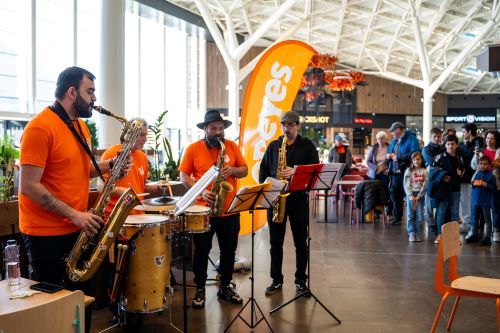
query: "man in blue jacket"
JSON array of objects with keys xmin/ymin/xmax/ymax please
[{"xmin": 387, "ymin": 122, "xmax": 421, "ymax": 225}]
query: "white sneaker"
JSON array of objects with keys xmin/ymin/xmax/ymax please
[
  {"xmin": 409, "ymin": 233, "xmax": 416, "ymax": 242},
  {"xmin": 415, "ymin": 235, "xmax": 422, "ymax": 242},
  {"xmin": 434, "ymin": 235, "xmax": 441, "ymax": 244},
  {"xmin": 493, "ymin": 232, "xmax": 500, "ymax": 243},
  {"xmin": 460, "ymin": 224, "xmax": 470, "ymax": 234}
]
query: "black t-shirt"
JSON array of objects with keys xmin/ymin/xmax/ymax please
[{"xmin": 259, "ymin": 135, "xmax": 319, "ymax": 199}]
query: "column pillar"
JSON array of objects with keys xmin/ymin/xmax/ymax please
[{"xmin": 97, "ymin": 0, "xmax": 125, "ymax": 148}]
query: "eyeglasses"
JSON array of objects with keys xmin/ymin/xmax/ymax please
[{"xmin": 281, "ymin": 122, "xmax": 297, "ymax": 128}]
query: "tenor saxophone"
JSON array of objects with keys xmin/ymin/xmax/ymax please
[
  {"xmin": 272, "ymin": 136, "xmax": 289, "ymax": 223},
  {"xmin": 66, "ymin": 106, "xmax": 143, "ymax": 282},
  {"xmin": 210, "ymin": 138, "xmax": 234, "ymax": 216}
]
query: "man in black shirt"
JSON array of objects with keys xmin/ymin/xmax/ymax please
[{"xmin": 259, "ymin": 111, "xmax": 319, "ymax": 296}]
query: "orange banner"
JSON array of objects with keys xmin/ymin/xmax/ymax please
[{"xmin": 238, "ymin": 40, "xmax": 317, "ymax": 235}]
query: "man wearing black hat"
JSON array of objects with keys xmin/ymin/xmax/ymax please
[
  {"xmin": 179, "ymin": 109, "xmax": 248, "ymax": 309},
  {"xmin": 259, "ymin": 111, "xmax": 319, "ymax": 296},
  {"xmin": 387, "ymin": 122, "xmax": 420, "ymax": 225}
]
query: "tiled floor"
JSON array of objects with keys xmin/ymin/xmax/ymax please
[{"xmin": 91, "ymin": 201, "xmax": 500, "ymax": 332}]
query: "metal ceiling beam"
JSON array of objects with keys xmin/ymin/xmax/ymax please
[
  {"xmin": 405, "ymin": 0, "xmax": 450, "ymax": 77},
  {"xmin": 431, "ymin": 18, "xmax": 498, "ymax": 93},
  {"xmin": 232, "ymin": 0, "xmax": 298, "ymax": 60},
  {"xmin": 409, "ymin": 0, "xmax": 431, "ymax": 84},
  {"xmin": 465, "ymin": 72, "xmax": 487, "ymax": 93}
]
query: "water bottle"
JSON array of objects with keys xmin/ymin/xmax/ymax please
[{"xmin": 4, "ymin": 239, "xmax": 20, "ymax": 286}]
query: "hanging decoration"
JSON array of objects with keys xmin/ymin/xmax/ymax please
[{"xmin": 300, "ymin": 54, "xmax": 366, "ymax": 101}]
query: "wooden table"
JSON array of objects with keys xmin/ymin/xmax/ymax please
[
  {"xmin": 319, "ymin": 180, "xmax": 363, "ymax": 223},
  {"xmin": 0, "ymin": 278, "xmax": 93, "ymax": 333}
]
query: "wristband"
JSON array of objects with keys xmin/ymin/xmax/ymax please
[{"xmin": 109, "ymin": 158, "xmax": 115, "ymax": 169}]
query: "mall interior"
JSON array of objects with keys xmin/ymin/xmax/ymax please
[{"xmin": 0, "ymin": 1, "xmax": 500, "ymax": 332}]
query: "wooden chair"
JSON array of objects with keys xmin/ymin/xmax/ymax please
[
  {"xmin": 339, "ymin": 175, "xmax": 364, "ymax": 224},
  {"xmin": 430, "ymin": 221, "xmax": 500, "ymax": 333}
]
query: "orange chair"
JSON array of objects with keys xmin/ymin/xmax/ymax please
[
  {"xmin": 339, "ymin": 175, "xmax": 364, "ymax": 224},
  {"xmin": 430, "ymin": 221, "xmax": 500, "ymax": 333}
]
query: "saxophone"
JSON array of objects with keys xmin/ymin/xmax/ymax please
[
  {"xmin": 210, "ymin": 138, "xmax": 234, "ymax": 216},
  {"xmin": 66, "ymin": 106, "xmax": 143, "ymax": 282},
  {"xmin": 272, "ymin": 136, "xmax": 289, "ymax": 223}
]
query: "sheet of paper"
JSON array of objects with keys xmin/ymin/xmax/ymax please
[{"xmin": 174, "ymin": 166, "xmax": 219, "ymax": 216}]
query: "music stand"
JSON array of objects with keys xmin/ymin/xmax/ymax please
[
  {"xmin": 172, "ymin": 166, "xmax": 219, "ymax": 333},
  {"xmin": 224, "ymin": 179, "xmax": 285, "ymax": 333},
  {"xmin": 269, "ymin": 163, "xmax": 341, "ymax": 325}
]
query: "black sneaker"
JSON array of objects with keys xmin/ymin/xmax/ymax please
[
  {"xmin": 192, "ymin": 288, "xmax": 205, "ymax": 309},
  {"xmin": 265, "ymin": 282, "xmax": 282, "ymax": 296},
  {"xmin": 479, "ymin": 238, "xmax": 491, "ymax": 246},
  {"xmin": 295, "ymin": 281, "xmax": 309, "ymax": 293},
  {"xmin": 217, "ymin": 286, "xmax": 243, "ymax": 304},
  {"xmin": 465, "ymin": 233, "xmax": 478, "ymax": 243},
  {"xmin": 391, "ymin": 220, "xmax": 402, "ymax": 226}
]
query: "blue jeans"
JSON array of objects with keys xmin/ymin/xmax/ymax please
[
  {"xmin": 406, "ymin": 193, "xmax": 424, "ymax": 235},
  {"xmin": 436, "ymin": 191, "xmax": 460, "ymax": 235},
  {"xmin": 424, "ymin": 193, "xmax": 435, "ymax": 227},
  {"xmin": 493, "ymin": 191, "xmax": 500, "ymax": 231},
  {"xmin": 470, "ymin": 205, "xmax": 493, "ymax": 239}
]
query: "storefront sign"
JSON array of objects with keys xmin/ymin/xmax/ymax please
[
  {"xmin": 444, "ymin": 115, "xmax": 496, "ymax": 123},
  {"xmin": 354, "ymin": 117, "xmax": 373, "ymax": 125},
  {"xmin": 300, "ymin": 115, "xmax": 330, "ymax": 124}
]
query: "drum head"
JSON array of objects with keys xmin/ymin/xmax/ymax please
[
  {"xmin": 185, "ymin": 205, "xmax": 211, "ymax": 213},
  {"xmin": 124, "ymin": 214, "xmax": 168, "ymax": 227}
]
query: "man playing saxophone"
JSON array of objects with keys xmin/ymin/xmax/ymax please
[
  {"xmin": 259, "ymin": 111, "xmax": 319, "ymax": 296},
  {"xmin": 179, "ymin": 109, "xmax": 248, "ymax": 309},
  {"xmin": 19, "ymin": 67, "xmax": 130, "ymax": 331}
]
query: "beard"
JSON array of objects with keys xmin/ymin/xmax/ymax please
[
  {"xmin": 74, "ymin": 93, "xmax": 92, "ymax": 118},
  {"xmin": 206, "ymin": 135, "xmax": 224, "ymax": 148}
]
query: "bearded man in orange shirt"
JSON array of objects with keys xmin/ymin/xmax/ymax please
[
  {"xmin": 179, "ymin": 110, "xmax": 248, "ymax": 309},
  {"xmin": 19, "ymin": 66, "xmax": 130, "ymax": 289}
]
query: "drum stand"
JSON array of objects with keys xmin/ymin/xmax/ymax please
[
  {"xmin": 224, "ymin": 210, "xmax": 273, "ymax": 333},
  {"xmin": 269, "ymin": 200, "xmax": 341, "ymax": 324}
]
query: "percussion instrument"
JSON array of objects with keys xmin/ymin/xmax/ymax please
[
  {"xmin": 121, "ymin": 214, "xmax": 171, "ymax": 313},
  {"xmin": 134, "ymin": 196, "xmax": 182, "ymax": 212},
  {"xmin": 183, "ymin": 205, "xmax": 211, "ymax": 233}
]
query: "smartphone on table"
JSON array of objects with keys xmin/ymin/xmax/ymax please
[{"xmin": 30, "ymin": 282, "xmax": 63, "ymax": 293}]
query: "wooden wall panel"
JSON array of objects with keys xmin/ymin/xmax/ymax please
[
  {"xmin": 206, "ymin": 42, "xmax": 265, "ymax": 110},
  {"xmin": 357, "ymin": 75, "xmax": 447, "ymax": 116}
]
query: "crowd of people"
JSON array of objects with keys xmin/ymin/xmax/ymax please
[{"xmin": 366, "ymin": 122, "xmax": 500, "ymax": 245}]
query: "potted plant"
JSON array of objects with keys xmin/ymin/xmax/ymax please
[{"xmin": 0, "ymin": 135, "xmax": 20, "ymax": 202}]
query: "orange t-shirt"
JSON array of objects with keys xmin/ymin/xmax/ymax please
[
  {"xmin": 19, "ymin": 107, "xmax": 91, "ymax": 236},
  {"xmin": 178, "ymin": 139, "xmax": 247, "ymax": 216},
  {"xmin": 101, "ymin": 144, "xmax": 148, "ymax": 217}
]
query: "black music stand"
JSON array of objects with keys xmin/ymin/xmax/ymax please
[
  {"xmin": 224, "ymin": 180, "xmax": 284, "ymax": 333},
  {"xmin": 269, "ymin": 163, "xmax": 341, "ymax": 325}
]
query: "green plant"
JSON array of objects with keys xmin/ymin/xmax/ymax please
[
  {"xmin": 84, "ymin": 120, "xmax": 99, "ymax": 149},
  {"xmin": 147, "ymin": 110, "xmax": 181, "ymax": 181},
  {"xmin": 0, "ymin": 135, "xmax": 19, "ymax": 202}
]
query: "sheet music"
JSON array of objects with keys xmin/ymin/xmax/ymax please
[
  {"xmin": 318, "ymin": 163, "xmax": 344, "ymax": 188},
  {"xmin": 174, "ymin": 166, "xmax": 219, "ymax": 216},
  {"xmin": 227, "ymin": 182, "xmax": 269, "ymax": 213},
  {"xmin": 260, "ymin": 177, "xmax": 287, "ymax": 208}
]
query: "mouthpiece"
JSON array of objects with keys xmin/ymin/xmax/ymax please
[{"xmin": 92, "ymin": 105, "xmax": 112, "ymax": 116}]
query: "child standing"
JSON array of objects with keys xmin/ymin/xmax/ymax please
[
  {"xmin": 404, "ymin": 152, "xmax": 428, "ymax": 242},
  {"xmin": 466, "ymin": 156, "xmax": 497, "ymax": 246},
  {"xmin": 432, "ymin": 134, "xmax": 464, "ymax": 244}
]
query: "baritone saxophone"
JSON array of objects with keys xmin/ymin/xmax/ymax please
[{"xmin": 66, "ymin": 106, "xmax": 143, "ymax": 282}]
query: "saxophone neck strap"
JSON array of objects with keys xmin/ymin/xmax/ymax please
[{"xmin": 49, "ymin": 101, "xmax": 105, "ymax": 181}]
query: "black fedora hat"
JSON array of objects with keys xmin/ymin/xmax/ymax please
[{"xmin": 196, "ymin": 110, "xmax": 232, "ymax": 129}]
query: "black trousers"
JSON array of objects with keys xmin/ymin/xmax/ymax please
[
  {"xmin": 192, "ymin": 213, "xmax": 240, "ymax": 288},
  {"xmin": 389, "ymin": 173, "xmax": 405, "ymax": 222},
  {"xmin": 268, "ymin": 194, "xmax": 309, "ymax": 285},
  {"xmin": 22, "ymin": 231, "xmax": 93, "ymax": 333}
]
